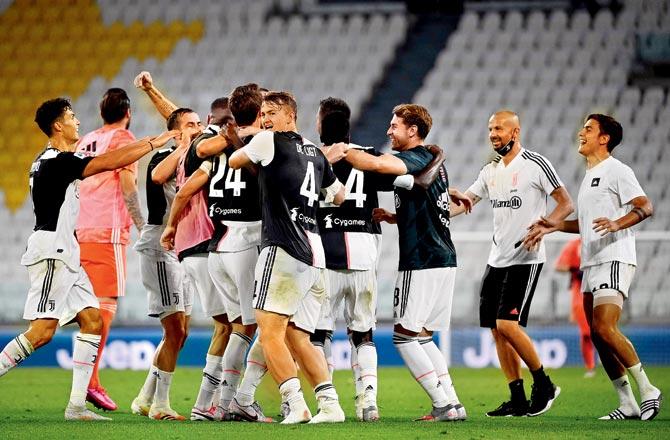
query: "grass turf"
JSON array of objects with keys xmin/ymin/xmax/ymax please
[{"xmin": 0, "ymin": 366, "xmax": 667, "ymax": 439}]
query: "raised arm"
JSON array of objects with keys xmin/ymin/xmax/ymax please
[
  {"xmin": 119, "ymin": 169, "xmax": 145, "ymax": 231},
  {"xmin": 134, "ymin": 71, "xmax": 178, "ymax": 120},
  {"xmin": 82, "ymin": 130, "xmax": 179, "ymax": 178},
  {"xmin": 159, "ymin": 168, "xmax": 210, "ymax": 251},
  {"xmin": 151, "ymin": 134, "xmax": 189, "ymax": 184}
]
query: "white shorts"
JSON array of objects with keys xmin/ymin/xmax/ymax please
[
  {"xmin": 316, "ymin": 269, "xmax": 377, "ymax": 332},
  {"xmin": 208, "ymin": 247, "xmax": 259, "ymax": 325},
  {"xmin": 182, "ymin": 253, "xmax": 227, "ymax": 318},
  {"xmin": 23, "ymin": 259, "xmax": 99, "ymax": 326},
  {"xmin": 582, "ymin": 261, "xmax": 636, "ymax": 299},
  {"xmin": 393, "ymin": 266, "xmax": 456, "ymax": 333},
  {"xmin": 139, "ymin": 249, "xmax": 193, "ymax": 318},
  {"xmin": 253, "ymin": 246, "xmax": 326, "ymax": 330}
]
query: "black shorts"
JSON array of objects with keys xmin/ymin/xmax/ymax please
[{"xmin": 479, "ymin": 263, "xmax": 543, "ymax": 328}]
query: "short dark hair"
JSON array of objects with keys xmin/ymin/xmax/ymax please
[
  {"xmin": 320, "ymin": 111, "xmax": 350, "ymax": 145},
  {"xmin": 263, "ymin": 91, "xmax": 298, "ymax": 122},
  {"xmin": 393, "ymin": 104, "xmax": 432, "ymax": 139},
  {"xmin": 230, "ymin": 84, "xmax": 263, "ymax": 126},
  {"xmin": 100, "ymin": 88, "xmax": 130, "ymax": 124},
  {"xmin": 319, "ymin": 97, "xmax": 351, "ymax": 120},
  {"xmin": 166, "ymin": 107, "xmax": 195, "ymax": 130},
  {"xmin": 35, "ymin": 97, "xmax": 71, "ymax": 136},
  {"xmin": 586, "ymin": 113, "xmax": 623, "ymax": 152},
  {"xmin": 210, "ymin": 97, "xmax": 229, "ymax": 112}
]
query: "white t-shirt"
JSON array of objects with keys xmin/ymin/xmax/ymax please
[
  {"xmin": 577, "ymin": 156, "xmax": 645, "ymax": 269},
  {"xmin": 468, "ymin": 148, "xmax": 564, "ymax": 267}
]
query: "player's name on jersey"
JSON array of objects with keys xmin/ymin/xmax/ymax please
[{"xmin": 296, "ymin": 143, "xmax": 318, "ymax": 157}]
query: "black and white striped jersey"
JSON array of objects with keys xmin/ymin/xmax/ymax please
[
  {"xmin": 467, "ymin": 147, "xmax": 564, "ymax": 267},
  {"xmin": 200, "ymin": 137, "xmax": 262, "ymax": 253},
  {"xmin": 21, "ymin": 147, "xmax": 93, "ymax": 269},
  {"xmin": 318, "ymin": 144, "xmax": 382, "ymax": 271},
  {"xmin": 242, "ymin": 130, "xmax": 340, "ymax": 268},
  {"xmin": 134, "ymin": 147, "xmax": 176, "ymax": 252}
]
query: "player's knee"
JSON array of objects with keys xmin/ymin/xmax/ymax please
[
  {"xmin": 80, "ymin": 312, "xmax": 103, "ymax": 335},
  {"xmin": 31, "ymin": 328, "xmax": 56, "ymax": 348},
  {"xmin": 495, "ymin": 320, "xmax": 518, "ymax": 339},
  {"xmin": 351, "ymin": 329, "xmax": 373, "ymax": 348},
  {"xmin": 591, "ymin": 318, "xmax": 615, "ymax": 343}
]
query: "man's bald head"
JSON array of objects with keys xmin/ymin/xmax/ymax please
[{"xmin": 490, "ymin": 110, "xmax": 520, "ymax": 129}]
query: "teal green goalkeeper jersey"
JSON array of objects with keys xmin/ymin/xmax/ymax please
[{"xmin": 393, "ymin": 146, "xmax": 457, "ymax": 271}]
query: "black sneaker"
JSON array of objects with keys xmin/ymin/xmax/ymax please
[
  {"xmin": 527, "ymin": 379, "xmax": 561, "ymax": 416},
  {"xmin": 486, "ymin": 400, "xmax": 529, "ymax": 417}
]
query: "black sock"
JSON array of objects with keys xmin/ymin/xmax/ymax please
[
  {"xmin": 509, "ymin": 379, "xmax": 526, "ymax": 404},
  {"xmin": 531, "ymin": 365, "xmax": 549, "ymax": 384}
]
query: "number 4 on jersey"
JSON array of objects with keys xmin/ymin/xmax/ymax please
[
  {"xmin": 300, "ymin": 161, "xmax": 319, "ymax": 206},
  {"xmin": 344, "ymin": 169, "xmax": 366, "ymax": 208}
]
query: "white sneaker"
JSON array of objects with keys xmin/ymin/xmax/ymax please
[
  {"xmin": 65, "ymin": 404, "xmax": 112, "ymax": 421},
  {"xmin": 149, "ymin": 404, "xmax": 186, "ymax": 421},
  {"xmin": 190, "ymin": 406, "xmax": 216, "ymax": 421},
  {"xmin": 309, "ymin": 399, "xmax": 345, "ymax": 424},
  {"xmin": 280, "ymin": 401, "xmax": 312, "ymax": 424},
  {"xmin": 354, "ymin": 394, "xmax": 364, "ymax": 420},
  {"xmin": 454, "ymin": 403, "xmax": 467, "ymax": 421},
  {"xmin": 279, "ymin": 401, "xmax": 290, "ymax": 419},
  {"xmin": 131, "ymin": 396, "xmax": 152, "ymax": 417},
  {"xmin": 360, "ymin": 389, "xmax": 379, "ymax": 422}
]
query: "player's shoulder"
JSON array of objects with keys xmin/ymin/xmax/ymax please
[
  {"xmin": 520, "ymin": 148, "xmax": 558, "ymax": 173},
  {"xmin": 111, "ymin": 128, "xmax": 136, "ymax": 143},
  {"xmin": 479, "ymin": 156, "xmax": 498, "ymax": 173},
  {"xmin": 150, "ymin": 147, "xmax": 174, "ymax": 163},
  {"xmin": 607, "ymin": 155, "xmax": 632, "ymax": 171},
  {"xmin": 521, "ymin": 148, "xmax": 553, "ymax": 164}
]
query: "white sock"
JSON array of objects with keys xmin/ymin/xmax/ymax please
[
  {"xmin": 220, "ymin": 333, "xmax": 251, "ymax": 409},
  {"xmin": 69, "ymin": 333, "xmax": 101, "ymax": 408},
  {"xmin": 349, "ymin": 336, "xmax": 363, "ymax": 396},
  {"xmin": 235, "ymin": 339, "xmax": 267, "ymax": 406},
  {"xmin": 420, "ymin": 337, "xmax": 459, "ymax": 404},
  {"xmin": 154, "ymin": 367, "xmax": 174, "ymax": 407},
  {"xmin": 357, "ymin": 342, "xmax": 378, "ymax": 395},
  {"xmin": 627, "ymin": 363, "xmax": 658, "ymax": 400},
  {"xmin": 138, "ymin": 365, "xmax": 158, "ymax": 402},
  {"xmin": 612, "ymin": 375, "xmax": 640, "ymax": 414},
  {"xmin": 314, "ymin": 381, "xmax": 339, "ymax": 402},
  {"xmin": 194, "ymin": 354, "xmax": 223, "ymax": 410},
  {"xmin": 394, "ymin": 332, "xmax": 448, "ymax": 408},
  {"xmin": 279, "ymin": 377, "xmax": 306, "ymax": 410},
  {"xmin": 0, "ymin": 334, "xmax": 34, "ymax": 377}
]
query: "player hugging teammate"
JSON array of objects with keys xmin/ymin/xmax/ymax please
[{"xmin": 1, "ymin": 71, "xmax": 662, "ymax": 424}]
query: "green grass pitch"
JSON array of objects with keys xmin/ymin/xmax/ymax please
[{"xmin": 0, "ymin": 366, "xmax": 667, "ymax": 439}]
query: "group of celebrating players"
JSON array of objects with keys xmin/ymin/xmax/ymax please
[{"xmin": 0, "ymin": 69, "xmax": 662, "ymax": 424}]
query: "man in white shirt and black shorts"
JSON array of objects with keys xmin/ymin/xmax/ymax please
[
  {"xmin": 527, "ymin": 114, "xmax": 661, "ymax": 421},
  {"xmin": 451, "ymin": 110, "xmax": 574, "ymax": 417}
]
